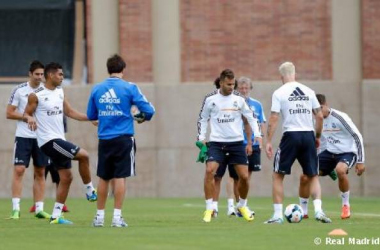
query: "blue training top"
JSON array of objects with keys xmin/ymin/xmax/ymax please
[
  {"xmin": 87, "ymin": 77, "xmax": 155, "ymax": 139},
  {"xmin": 244, "ymin": 97, "xmax": 266, "ymax": 146}
]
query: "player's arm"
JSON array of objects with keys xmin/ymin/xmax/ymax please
[
  {"xmin": 342, "ymin": 115, "xmax": 366, "ymax": 175},
  {"xmin": 312, "ymin": 107, "xmax": 323, "ymax": 148},
  {"xmin": 241, "ymin": 101, "xmax": 261, "ymax": 143},
  {"xmin": 86, "ymin": 89, "xmax": 98, "ymax": 121},
  {"xmin": 265, "ymin": 112, "xmax": 279, "ymax": 159},
  {"xmin": 197, "ymin": 97, "xmax": 211, "ymax": 144},
  {"xmin": 259, "ymin": 103, "xmax": 267, "ymax": 144},
  {"xmin": 23, "ymin": 93, "xmax": 38, "ymax": 131},
  {"xmin": 6, "ymin": 87, "xmax": 23, "ymax": 120},
  {"xmin": 242, "ymin": 116, "xmax": 253, "ymax": 156},
  {"xmin": 63, "ymin": 97, "xmax": 88, "ymax": 121},
  {"xmin": 131, "ymin": 85, "xmax": 155, "ymax": 123}
]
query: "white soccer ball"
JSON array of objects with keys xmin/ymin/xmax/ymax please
[{"xmin": 284, "ymin": 204, "xmax": 304, "ymax": 223}]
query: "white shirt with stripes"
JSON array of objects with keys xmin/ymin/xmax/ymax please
[
  {"xmin": 8, "ymin": 82, "xmax": 44, "ymax": 138},
  {"xmin": 320, "ymin": 108, "xmax": 365, "ymax": 163},
  {"xmin": 197, "ymin": 90, "xmax": 261, "ymax": 142},
  {"xmin": 271, "ymin": 81, "xmax": 320, "ymax": 133},
  {"xmin": 34, "ymin": 86, "xmax": 65, "ymax": 147}
]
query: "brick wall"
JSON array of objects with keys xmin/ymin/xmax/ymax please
[
  {"xmin": 181, "ymin": 0, "xmax": 332, "ymax": 82},
  {"xmin": 119, "ymin": 0, "xmax": 153, "ymax": 82},
  {"xmin": 362, "ymin": 0, "xmax": 380, "ymax": 79}
]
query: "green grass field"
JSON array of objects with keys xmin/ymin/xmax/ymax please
[{"xmin": 1, "ymin": 197, "xmax": 379, "ymax": 250}]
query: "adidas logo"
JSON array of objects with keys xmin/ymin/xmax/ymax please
[
  {"xmin": 288, "ymin": 87, "xmax": 309, "ymax": 101},
  {"xmin": 99, "ymin": 88, "xmax": 121, "ymax": 104}
]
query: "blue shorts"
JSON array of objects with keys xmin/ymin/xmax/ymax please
[
  {"xmin": 207, "ymin": 141, "xmax": 248, "ymax": 166},
  {"xmin": 318, "ymin": 150, "xmax": 357, "ymax": 176},
  {"xmin": 273, "ymin": 131, "xmax": 318, "ymax": 176},
  {"xmin": 97, "ymin": 135, "xmax": 136, "ymax": 180},
  {"xmin": 40, "ymin": 139, "xmax": 80, "ymax": 169},
  {"xmin": 13, "ymin": 137, "xmax": 49, "ymax": 168}
]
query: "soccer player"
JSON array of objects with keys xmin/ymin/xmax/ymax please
[
  {"xmin": 197, "ymin": 69, "xmax": 261, "ymax": 223},
  {"xmin": 265, "ymin": 62, "xmax": 331, "ymax": 224},
  {"xmin": 6, "ymin": 60, "xmax": 50, "ymax": 219},
  {"xmin": 299, "ymin": 94, "xmax": 365, "ymax": 219},
  {"xmin": 87, "ymin": 54, "xmax": 155, "ymax": 228},
  {"xmin": 23, "ymin": 62, "xmax": 97, "ymax": 225}
]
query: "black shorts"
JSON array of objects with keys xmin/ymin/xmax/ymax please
[
  {"xmin": 215, "ymin": 162, "xmax": 239, "ymax": 180},
  {"xmin": 273, "ymin": 131, "xmax": 318, "ymax": 176},
  {"xmin": 207, "ymin": 141, "xmax": 248, "ymax": 166},
  {"xmin": 248, "ymin": 145, "xmax": 261, "ymax": 172},
  {"xmin": 318, "ymin": 150, "xmax": 357, "ymax": 176},
  {"xmin": 97, "ymin": 135, "xmax": 136, "ymax": 180},
  {"xmin": 13, "ymin": 137, "xmax": 49, "ymax": 168},
  {"xmin": 40, "ymin": 139, "xmax": 80, "ymax": 169},
  {"xmin": 44, "ymin": 160, "xmax": 72, "ymax": 183}
]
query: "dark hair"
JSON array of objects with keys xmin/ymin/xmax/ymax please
[
  {"xmin": 44, "ymin": 62, "xmax": 62, "ymax": 79},
  {"xmin": 107, "ymin": 54, "xmax": 126, "ymax": 74},
  {"xmin": 316, "ymin": 94, "xmax": 326, "ymax": 105},
  {"xmin": 220, "ymin": 69, "xmax": 235, "ymax": 82},
  {"xmin": 214, "ymin": 77, "xmax": 237, "ymax": 89},
  {"xmin": 29, "ymin": 60, "xmax": 44, "ymax": 73}
]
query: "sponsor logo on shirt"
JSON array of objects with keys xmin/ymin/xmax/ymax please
[
  {"xmin": 289, "ymin": 103, "xmax": 311, "ymax": 115},
  {"xmin": 99, "ymin": 88, "xmax": 121, "ymax": 104},
  {"xmin": 288, "ymin": 87, "xmax": 309, "ymax": 101},
  {"xmin": 326, "ymin": 136, "xmax": 341, "ymax": 144}
]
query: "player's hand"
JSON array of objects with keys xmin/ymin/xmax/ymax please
[
  {"xmin": 25, "ymin": 115, "xmax": 37, "ymax": 131},
  {"xmin": 355, "ymin": 163, "xmax": 365, "ymax": 176},
  {"xmin": 91, "ymin": 120, "xmax": 98, "ymax": 126},
  {"xmin": 245, "ymin": 143, "xmax": 253, "ymax": 156},
  {"xmin": 265, "ymin": 142, "xmax": 273, "ymax": 159},
  {"xmin": 133, "ymin": 113, "xmax": 146, "ymax": 124},
  {"xmin": 315, "ymin": 137, "xmax": 321, "ymax": 148}
]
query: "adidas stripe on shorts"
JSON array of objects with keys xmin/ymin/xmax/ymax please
[{"xmin": 40, "ymin": 139, "xmax": 80, "ymax": 169}]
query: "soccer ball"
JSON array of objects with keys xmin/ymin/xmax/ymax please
[{"xmin": 284, "ymin": 204, "xmax": 304, "ymax": 223}]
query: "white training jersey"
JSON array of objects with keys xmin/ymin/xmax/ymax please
[
  {"xmin": 320, "ymin": 108, "xmax": 365, "ymax": 163},
  {"xmin": 8, "ymin": 82, "xmax": 44, "ymax": 138},
  {"xmin": 34, "ymin": 86, "xmax": 65, "ymax": 146},
  {"xmin": 271, "ymin": 81, "xmax": 320, "ymax": 133},
  {"xmin": 197, "ymin": 90, "xmax": 261, "ymax": 142}
]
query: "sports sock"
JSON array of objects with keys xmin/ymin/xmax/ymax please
[
  {"xmin": 12, "ymin": 198, "xmax": 20, "ymax": 211},
  {"xmin": 237, "ymin": 198, "xmax": 247, "ymax": 208},
  {"xmin": 341, "ymin": 191, "xmax": 350, "ymax": 206},
  {"xmin": 35, "ymin": 201, "xmax": 44, "ymax": 213},
  {"xmin": 113, "ymin": 209, "xmax": 122, "ymax": 220},
  {"xmin": 299, "ymin": 197, "xmax": 309, "ymax": 215},
  {"xmin": 212, "ymin": 201, "xmax": 218, "ymax": 211},
  {"xmin": 205, "ymin": 198, "xmax": 213, "ymax": 210},
  {"xmin": 84, "ymin": 182, "xmax": 95, "ymax": 196},
  {"xmin": 227, "ymin": 198, "xmax": 234, "ymax": 207},
  {"xmin": 52, "ymin": 202, "xmax": 64, "ymax": 219},
  {"xmin": 274, "ymin": 204, "xmax": 283, "ymax": 218},
  {"xmin": 313, "ymin": 199, "xmax": 322, "ymax": 214},
  {"xmin": 96, "ymin": 209, "xmax": 105, "ymax": 219}
]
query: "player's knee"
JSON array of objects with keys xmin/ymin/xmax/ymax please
[
  {"xmin": 76, "ymin": 149, "xmax": 89, "ymax": 161},
  {"xmin": 299, "ymin": 174, "xmax": 308, "ymax": 185},
  {"xmin": 14, "ymin": 166, "xmax": 26, "ymax": 177},
  {"xmin": 336, "ymin": 164, "xmax": 348, "ymax": 177},
  {"xmin": 34, "ymin": 168, "xmax": 45, "ymax": 179},
  {"xmin": 60, "ymin": 172, "xmax": 73, "ymax": 184}
]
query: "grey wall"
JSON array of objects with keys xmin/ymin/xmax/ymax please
[{"xmin": 0, "ymin": 80, "xmax": 378, "ymax": 199}]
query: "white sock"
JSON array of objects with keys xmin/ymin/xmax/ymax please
[
  {"xmin": 84, "ymin": 182, "xmax": 95, "ymax": 196},
  {"xmin": 205, "ymin": 198, "xmax": 213, "ymax": 210},
  {"xmin": 212, "ymin": 201, "xmax": 218, "ymax": 211},
  {"xmin": 12, "ymin": 198, "xmax": 20, "ymax": 211},
  {"xmin": 227, "ymin": 198, "xmax": 234, "ymax": 207},
  {"xmin": 52, "ymin": 202, "xmax": 64, "ymax": 218},
  {"xmin": 35, "ymin": 201, "xmax": 44, "ymax": 213},
  {"xmin": 237, "ymin": 198, "xmax": 247, "ymax": 208},
  {"xmin": 313, "ymin": 199, "xmax": 322, "ymax": 214},
  {"xmin": 113, "ymin": 209, "xmax": 122, "ymax": 219},
  {"xmin": 96, "ymin": 209, "xmax": 105, "ymax": 219},
  {"xmin": 299, "ymin": 197, "xmax": 309, "ymax": 215},
  {"xmin": 274, "ymin": 204, "xmax": 283, "ymax": 218},
  {"xmin": 341, "ymin": 191, "xmax": 350, "ymax": 206}
]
